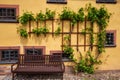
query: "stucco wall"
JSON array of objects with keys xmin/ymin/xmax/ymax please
[{"xmin": 0, "ymin": 0, "xmax": 120, "ymax": 70}]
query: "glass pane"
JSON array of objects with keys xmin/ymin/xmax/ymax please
[
  {"xmin": 2, "ymin": 51, "xmax": 5, "ymax": 58},
  {"xmin": 25, "ymin": 48, "xmax": 43, "ymax": 55},
  {"xmin": 26, "ymin": 49, "xmax": 34, "ymax": 55},
  {"xmin": 2, "ymin": 9, "xmax": 6, "ymax": 16},
  {"xmin": 0, "ymin": 8, "xmax": 2, "ymax": 16},
  {"xmin": 7, "ymin": 9, "xmax": 11, "ymax": 16},
  {"xmin": 105, "ymin": 32, "xmax": 114, "ymax": 46},
  {"xmin": 11, "ymin": 9, "xmax": 15, "ymax": 16},
  {"xmin": 34, "ymin": 49, "xmax": 42, "ymax": 55}
]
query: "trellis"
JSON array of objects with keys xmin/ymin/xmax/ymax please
[{"xmin": 27, "ymin": 17, "xmax": 99, "ymax": 52}]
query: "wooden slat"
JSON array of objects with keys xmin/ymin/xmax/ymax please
[
  {"xmin": 62, "ymin": 45, "xmax": 97, "ymax": 47},
  {"xmin": 29, "ymin": 21, "xmax": 31, "ymax": 36},
  {"xmin": 36, "ymin": 21, "xmax": 39, "ymax": 28},
  {"xmin": 84, "ymin": 16, "xmax": 87, "ymax": 51},
  {"xmin": 69, "ymin": 21, "xmax": 71, "ymax": 46},
  {"xmin": 90, "ymin": 22, "xmax": 94, "ymax": 51},
  {"xmin": 52, "ymin": 20, "xmax": 54, "ymax": 37},
  {"xmin": 62, "ymin": 20, "xmax": 64, "ymax": 51},
  {"xmin": 77, "ymin": 22, "xmax": 79, "ymax": 51}
]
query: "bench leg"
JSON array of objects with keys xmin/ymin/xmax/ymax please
[
  {"xmin": 61, "ymin": 73, "xmax": 64, "ymax": 80},
  {"xmin": 12, "ymin": 73, "xmax": 14, "ymax": 80}
]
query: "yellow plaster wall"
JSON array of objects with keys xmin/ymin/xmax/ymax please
[{"xmin": 0, "ymin": 0, "xmax": 120, "ymax": 70}]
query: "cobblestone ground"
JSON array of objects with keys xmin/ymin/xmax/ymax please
[{"xmin": 2, "ymin": 71, "xmax": 120, "ymax": 80}]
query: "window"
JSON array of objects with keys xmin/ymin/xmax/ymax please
[
  {"xmin": 0, "ymin": 46, "xmax": 20, "ymax": 63},
  {"xmin": 0, "ymin": 5, "xmax": 19, "ymax": 22},
  {"xmin": 105, "ymin": 30, "xmax": 116, "ymax": 47},
  {"xmin": 24, "ymin": 46, "xmax": 45, "ymax": 55},
  {"xmin": 47, "ymin": 0, "xmax": 67, "ymax": 4},
  {"xmin": 1, "ymin": 50, "xmax": 18, "ymax": 60},
  {"xmin": 50, "ymin": 50, "xmax": 72, "ymax": 62},
  {"xmin": 96, "ymin": 0, "xmax": 117, "ymax": 3}
]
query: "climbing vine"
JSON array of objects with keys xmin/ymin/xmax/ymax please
[
  {"xmin": 54, "ymin": 26, "xmax": 61, "ymax": 36},
  {"xmin": 17, "ymin": 28, "xmax": 28, "ymax": 38},
  {"xmin": 36, "ymin": 9, "xmax": 55, "ymax": 21},
  {"xmin": 59, "ymin": 7, "xmax": 85, "ymax": 26},
  {"xmin": 63, "ymin": 35, "xmax": 75, "ymax": 61},
  {"xmin": 74, "ymin": 4, "xmax": 111, "ymax": 74},
  {"xmin": 32, "ymin": 26, "xmax": 49, "ymax": 36},
  {"xmin": 19, "ymin": 11, "xmax": 34, "ymax": 25}
]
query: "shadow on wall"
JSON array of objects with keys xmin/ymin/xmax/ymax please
[
  {"xmin": 20, "ymin": 37, "xmax": 28, "ymax": 45},
  {"xmin": 32, "ymin": 34, "xmax": 50, "ymax": 44}
]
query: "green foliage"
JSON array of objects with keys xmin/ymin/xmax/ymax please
[
  {"xmin": 59, "ymin": 7, "xmax": 72, "ymax": 20},
  {"xmin": 32, "ymin": 27, "xmax": 49, "ymax": 36},
  {"xmin": 87, "ymin": 4, "xmax": 98, "ymax": 23},
  {"xmin": 63, "ymin": 45, "xmax": 74, "ymax": 60},
  {"xmin": 76, "ymin": 8, "xmax": 85, "ymax": 22},
  {"xmin": 19, "ymin": 29, "xmax": 28, "ymax": 38},
  {"xmin": 63, "ymin": 34, "xmax": 75, "ymax": 61},
  {"xmin": 54, "ymin": 27, "xmax": 61, "ymax": 36},
  {"xmin": 32, "ymin": 27, "xmax": 42, "ymax": 36},
  {"xmin": 97, "ymin": 31, "xmax": 106, "ymax": 53},
  {"xmin": 41, "ymin": 27, "xmax": 49, "ymax": 34},
  {"xmin": 75, "ymin": 51, "xmax": 101, "ymax": 74},
  {"xmin": 63, "ymin": 45, "xmax": 74, "ymax": 54},
  {"xmin": 36, "ymin": 11, "xmax": 46, "ymax": 21},
  {"xmin": 64, "ymin": 35, "xmax": 70, "ymax": 41},
  {"xmin": 75, "ymin": 59, "xmax": 94, "ymax": 74},
  {"xmin": 81, "ymin": 27, "xmax": 92, "ymax": 34},
  {"xmin": 36, "ymin": 9, "xmax": 55, "ymax": 21},
  {"xmin": 59, "ymin": 7, "xmax": 85, "ymax": 26},
  {"xmin": 74, "ymin": 5, "xmax": 111, "ymax": 74},
  {"xmin": 82, "ymin": 25, "xmax": 94, "ymax": 46},
  {"xmin": 19, "ymin": 11, "xmax": 34, "ymax": 25},
  {"xmin": 87, "ymin": 4, "xmax": 111, "ymax": 28},
  {"xmin": 45, "ymin": 8, "xmax": 55, "ymax": 20},
  {"xmin": 86, "ymin": 4, "xmax": 111, "ymax": 54},
  {"xmin": 97, "ymin": 7, "xmax": 111, "ymax": 29},
  {"xmin": 81, "ymin": 29, "xmax": 86, "ymax": 35},
  {"xmin": 81, "ymin": 28, "xmax": 94, "ymax": 44}
]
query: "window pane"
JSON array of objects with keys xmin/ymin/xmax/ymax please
[
  {"xmin": 105, "ymin": 32, "xmax": 115, "ymax": 46},
  {"xmin": 0, "ymin": 8, "xmax": 2, "ymax": 16},
  {"xmin": 0, "ymin": 7, "xmax": 17, "ymax": 22},
  {"xmin": 25, "ymin": 48, "xmax": 43, "ymax": 55}
]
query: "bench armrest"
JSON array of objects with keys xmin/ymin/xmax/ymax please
[{"xmin": 11, "ymin": 62, "xmax": 18, "ymax": 72}]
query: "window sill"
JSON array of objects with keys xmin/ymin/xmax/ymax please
[
  {"xmin": 96, "ymin": 0, "xmax": 117, "ymax": 4},
  {"xmin": 105, "ymin": 44, "xmax": 116, "ymax": 47},
  {"xmin": 47, "ymin": 1, "xmax": 67, "ymax": 4},
  {"xmin": 62, "ymin": 58, "xmax": 73, "ymax": 62},
  {"xmin": 0, "ymin": 20, "xmax": 19, "ymax": 23},
  {"xmin": 0, "ymin": 60, "xmax": 18, "ymax": 64}
]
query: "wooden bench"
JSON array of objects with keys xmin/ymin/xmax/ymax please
[{"xmin": 11, "ymin": 54, "xmax": 65, "ymax": 80}]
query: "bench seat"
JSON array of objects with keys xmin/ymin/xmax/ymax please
[{"xmin": 11, "ymin": 55, "xmax": 65, "ymax": 80}]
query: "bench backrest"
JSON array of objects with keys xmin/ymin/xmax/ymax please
[{"xmin": 18, "ymin": 54, "xmax": 62, "ymax": 66}]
